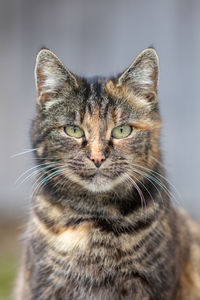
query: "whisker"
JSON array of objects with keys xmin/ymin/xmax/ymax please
[
  {"xmin": 19, "ymin": 163, "xmax": 63, "ymax": 185},
  {"xmin": 125, "ymin": 172, "xmax": 146, "ymax": 214},
  {"xmin": 46, "ymin": 169, "xmax": 76, "ymax": 195},
  {"xmin": 131, "ymin": 168, "xmax": 164, "ymax": 207},
  {"xmin": 127, "ymin": 170, "xmax": 154, "ymax": 221},
  {"xmin": 131, "ymin": 162, "xmax": 182, "ymax": 202},
  {"xmin": 31, "ymin": 165, "xmax": 64, "ymax": 191},
  {"xmin": 150, "ymin": 155, "xmax": 166, "ymax": 168},
  {"xmin": 31, "ymin": 164, "xmax": 75, "ymax": 198},
  {"xmin": 131, "ymin": 170, "xmax": 155, "ymax": 205},
  {"xmin": 128, "ymin": 162, "xmax": 180, "ymax": 206},
  {"xmin": 53, "ymin": 170, "xmax": 74, "ymax": 190},
  {"xmin": 10, "ymin": 148, "xmax": 37, "ymax": 158},
  {"xmin": 16, "ymin": 162, "xmax": 59, "ymax": 184},
  {"xmin": 31, "ymin": 167, "xmax": 68, "ymax": 198}
]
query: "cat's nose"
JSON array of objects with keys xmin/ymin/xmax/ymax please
[{"xmin": 90, "ymin": 152, "xmax": 106, "ymax": 168}]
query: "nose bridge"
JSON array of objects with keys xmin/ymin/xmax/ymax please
[
  {"xmin": 86, "ymin": 109, "xmax": 107, "ymax": 166},
  {"xmin": 89, "ymin": 135, "xmax": 105, "ymax": 162}
]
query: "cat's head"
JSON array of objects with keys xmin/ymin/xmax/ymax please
[{"xmin": 32, "ymin": 48, "xmax": 161, "ymax": 195}]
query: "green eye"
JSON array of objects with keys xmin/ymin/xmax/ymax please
[
  {"xmin": 111, "ymin": 125, "xmax": 132, "ymax": 139},
  {"xmin": 64, "ymin": 125, "xmax": 84, "ymax": 138}
]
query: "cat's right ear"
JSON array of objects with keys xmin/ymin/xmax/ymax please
[{"xmin": 35, "ymin": 49, "xmax": 79, "ymax": 105}]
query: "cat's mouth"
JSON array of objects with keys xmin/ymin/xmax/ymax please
[
  {"xmin": 77, "ymin": 170, "xmax": 125, "ymax": 193},
  {"xmin": 62, "ymin": 167, "xmax": 125, "ymax": 193},
  {"xmin": 84, "ymin": 171, "xmax": 112, "ymax": 180}
]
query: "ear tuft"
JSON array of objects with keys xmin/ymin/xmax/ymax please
[
  {"xmin": 117, "ymin": 48, "xmax": 159, "ymax": 101},
  {"xmin": 35, "ymin": 49, "xmax": 78, "ymax": 104}
]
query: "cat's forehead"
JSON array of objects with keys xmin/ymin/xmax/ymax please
[
  {"xmin": 42, "ymin": 77, "xmax": 149, "ymax": 127},
  {"xmin": 84, "ymin": 77, "xmax": 130, "ymax": 109},
  {"xmin": 86, "ymin": 80, "xmax": 109, "ymax": 113},
  {"xmin": 81, "ymin": 78, "xmax": 131, "ymax": 124}
]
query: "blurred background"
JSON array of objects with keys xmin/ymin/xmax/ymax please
[{"xmin": 0, "ymin": 0, "xmax": 200, "ymax": 298}]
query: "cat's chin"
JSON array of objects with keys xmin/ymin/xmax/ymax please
[
  {"xmin": 86, "ymin": 180, "xmax": 113, "ymax": 193},
  {"xmin": 62, "ymin": 170, "xmax": 128, "ymax": 193},
  {"xmin": 84, "ymin": 173, "xmax": 126, "ymax": 193}
]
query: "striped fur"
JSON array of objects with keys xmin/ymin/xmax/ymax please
[{"xmin": 14, "ymin": 49, "xmax": 200, "ymax": 299}]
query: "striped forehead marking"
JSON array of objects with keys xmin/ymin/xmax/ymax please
[{"xmin": 73, "ymin": 79, "xmax": 127, "ymax": 130}]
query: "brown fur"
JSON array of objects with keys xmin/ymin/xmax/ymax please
[{"xmin": 13, "ymin": 48, "xmax": 200, "ymax": 300}]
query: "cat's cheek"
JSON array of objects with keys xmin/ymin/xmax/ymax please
[
  {"xmin": 112, "ymin": 138, "xmax": 134, "ymax": 154},
  {"xmin": 61, "ymin": 170, "xmax": 84, "ymax": 187}
]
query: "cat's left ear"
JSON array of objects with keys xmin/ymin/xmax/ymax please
[
  {"xmin": 117, "ymin": 48, "xmax": 159, "ymax": 101},
  {"xmin": 35, "ymin": 49, "xmax": 79, "ymax": 104}
]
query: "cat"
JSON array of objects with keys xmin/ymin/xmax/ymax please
[{"xmin": 13, "ymin": 48, "xmax": 200, "ymax": 299}]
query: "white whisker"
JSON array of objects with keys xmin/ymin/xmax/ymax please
[
  {"xmin": 16, "ymin": 162, "xmax": 59, "ymax": 184},
  {"xmin": 11, "ymin": 148, "xmax": 37, "ymax": 158},
  {"xmin": 124, "ymin": 172, "xmax": 146, "ymax": 214},
  {"xmin": 128, "ymin": 162, "xmax": 181, "ymax": 207},
  {"xmin": 31, "ymin": 168, "xmax": 66, "ymax": 198},
  {"xmin": 131, "ymin": 162, "xmax": 182, "ymax": 202},
  {"xmin": 31, "ymin": 166, "xmax": 74, "ymax": 198},
  {"xmin": 131, "ymin": 167, "xmax": 163, "ymax": 207}
]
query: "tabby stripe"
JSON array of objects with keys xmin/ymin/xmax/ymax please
[
  {"xmin": 34, "ymin": 207, "xmax": 57, "ymax": 230},
  {"xmin": 114, "ymin": 232, "xmax": 163, "ymax": 270},
  {"xmin": 95, "ymin": 210, "xmax": 158, "ymax": 236},
  {"xmin": 101, "ymin": 101, "xmax": 109, "ymax": 119},
  {"xmin": 90, "ymin": 227, "xmax": 162, "ymax": 263},
  {"xmin": 116, "ymin": 184, "xmax": 160, "ymax": 216},
  {"xmin": 132, "ymin": 228, "xmax": 164, "ymax": 252},
  {"xmin": 50, "ymin": 254, "xmax": 115, "ymax": 288},
  {"xmin": 33, "ymin": 127, "xmax": 55, "ymax": 147},
  {"xmin": 67, "ymin": 162, "xmax": 85, "ymax": 167},
  {"xmin": 86, "ymin": 102, "xmax": 92, "ymax": 115},
  {"xmin": 33, "ymin": 205, "xmax": 159, "ymax": 237},
  {"xmin": 135, "ymin": 235, "xmax": 164, "ymax": 264}
]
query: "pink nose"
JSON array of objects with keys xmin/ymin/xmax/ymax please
[{"xmin": 90, "ymin": 152, "xmax": 105, "ymax": 168}]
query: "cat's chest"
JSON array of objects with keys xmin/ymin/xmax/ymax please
[
  {"xmin": 37, "ymin": 220, "xmax": 150, "ymax": 281},
  {"xmin": 42, "ymin": 226, "xmax": 142, "ymax": 299},
  {"xmin": 33, "ymin": 213, "xmax": 155, "ymax": 276},
  {"xmin": 31, "ymin": 214, "xmax": 169, "ymax": 300}
]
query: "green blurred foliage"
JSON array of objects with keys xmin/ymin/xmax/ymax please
[{"xmin": 0, "ymin": 255, "xmax": 18, "ymax": 300}]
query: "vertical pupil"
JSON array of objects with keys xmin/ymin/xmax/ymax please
[
  {"xmin": 120, "ymin": 126, "xmax": 123, "ymax": 133},
  {"xmin": 74, "ymin": 126, "xmax": 77, "ymax": 133}
]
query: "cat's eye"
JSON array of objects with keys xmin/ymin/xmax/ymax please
[
  {"xmin": 64, "ymin": 125, "xmax": 84, "ymax": 138},
  {"xmin": 111, "ymin": 125, "xmax": 132, "ymax": 139}
]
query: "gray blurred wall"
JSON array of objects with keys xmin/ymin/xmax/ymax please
[{"xmin": 0, "ymin": 0, "xmax": 200, "ymax": 218}]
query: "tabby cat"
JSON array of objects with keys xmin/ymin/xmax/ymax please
[{"xmin": 14, "ymin": 48, "xmax": 200, "ymax": 299}]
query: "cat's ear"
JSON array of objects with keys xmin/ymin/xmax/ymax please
[
  {"xmin": 35, "ymin": 49, "xmax": 79, "ymax": 104},
  {"xmin": 117, "ymin": 48, "xmax": 159, "ymax": 101}
]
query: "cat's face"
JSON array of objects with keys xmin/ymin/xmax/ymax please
[{"xmin": 32, "ymin": 49, "xmax": 161, "ymax": 194}]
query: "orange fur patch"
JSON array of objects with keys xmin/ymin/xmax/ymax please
[
  {"xmin": 105, "ymin": 79, "xmax": 158, "ymax": 110},
  {"xmin": 33, "ymin": 215, "xmax": 93, "ymax": 252}
]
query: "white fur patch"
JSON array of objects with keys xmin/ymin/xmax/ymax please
[
  {"xmin": 43, "ymin": 98, "xmax": 60, "ymax": 110},
  {"xmin": 132, "ymin": 68, "xmax": 153, "ymax": 87},
  {"xmin": 43, "ymin": 67, "xmax": 63, "ymax": 89}
]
